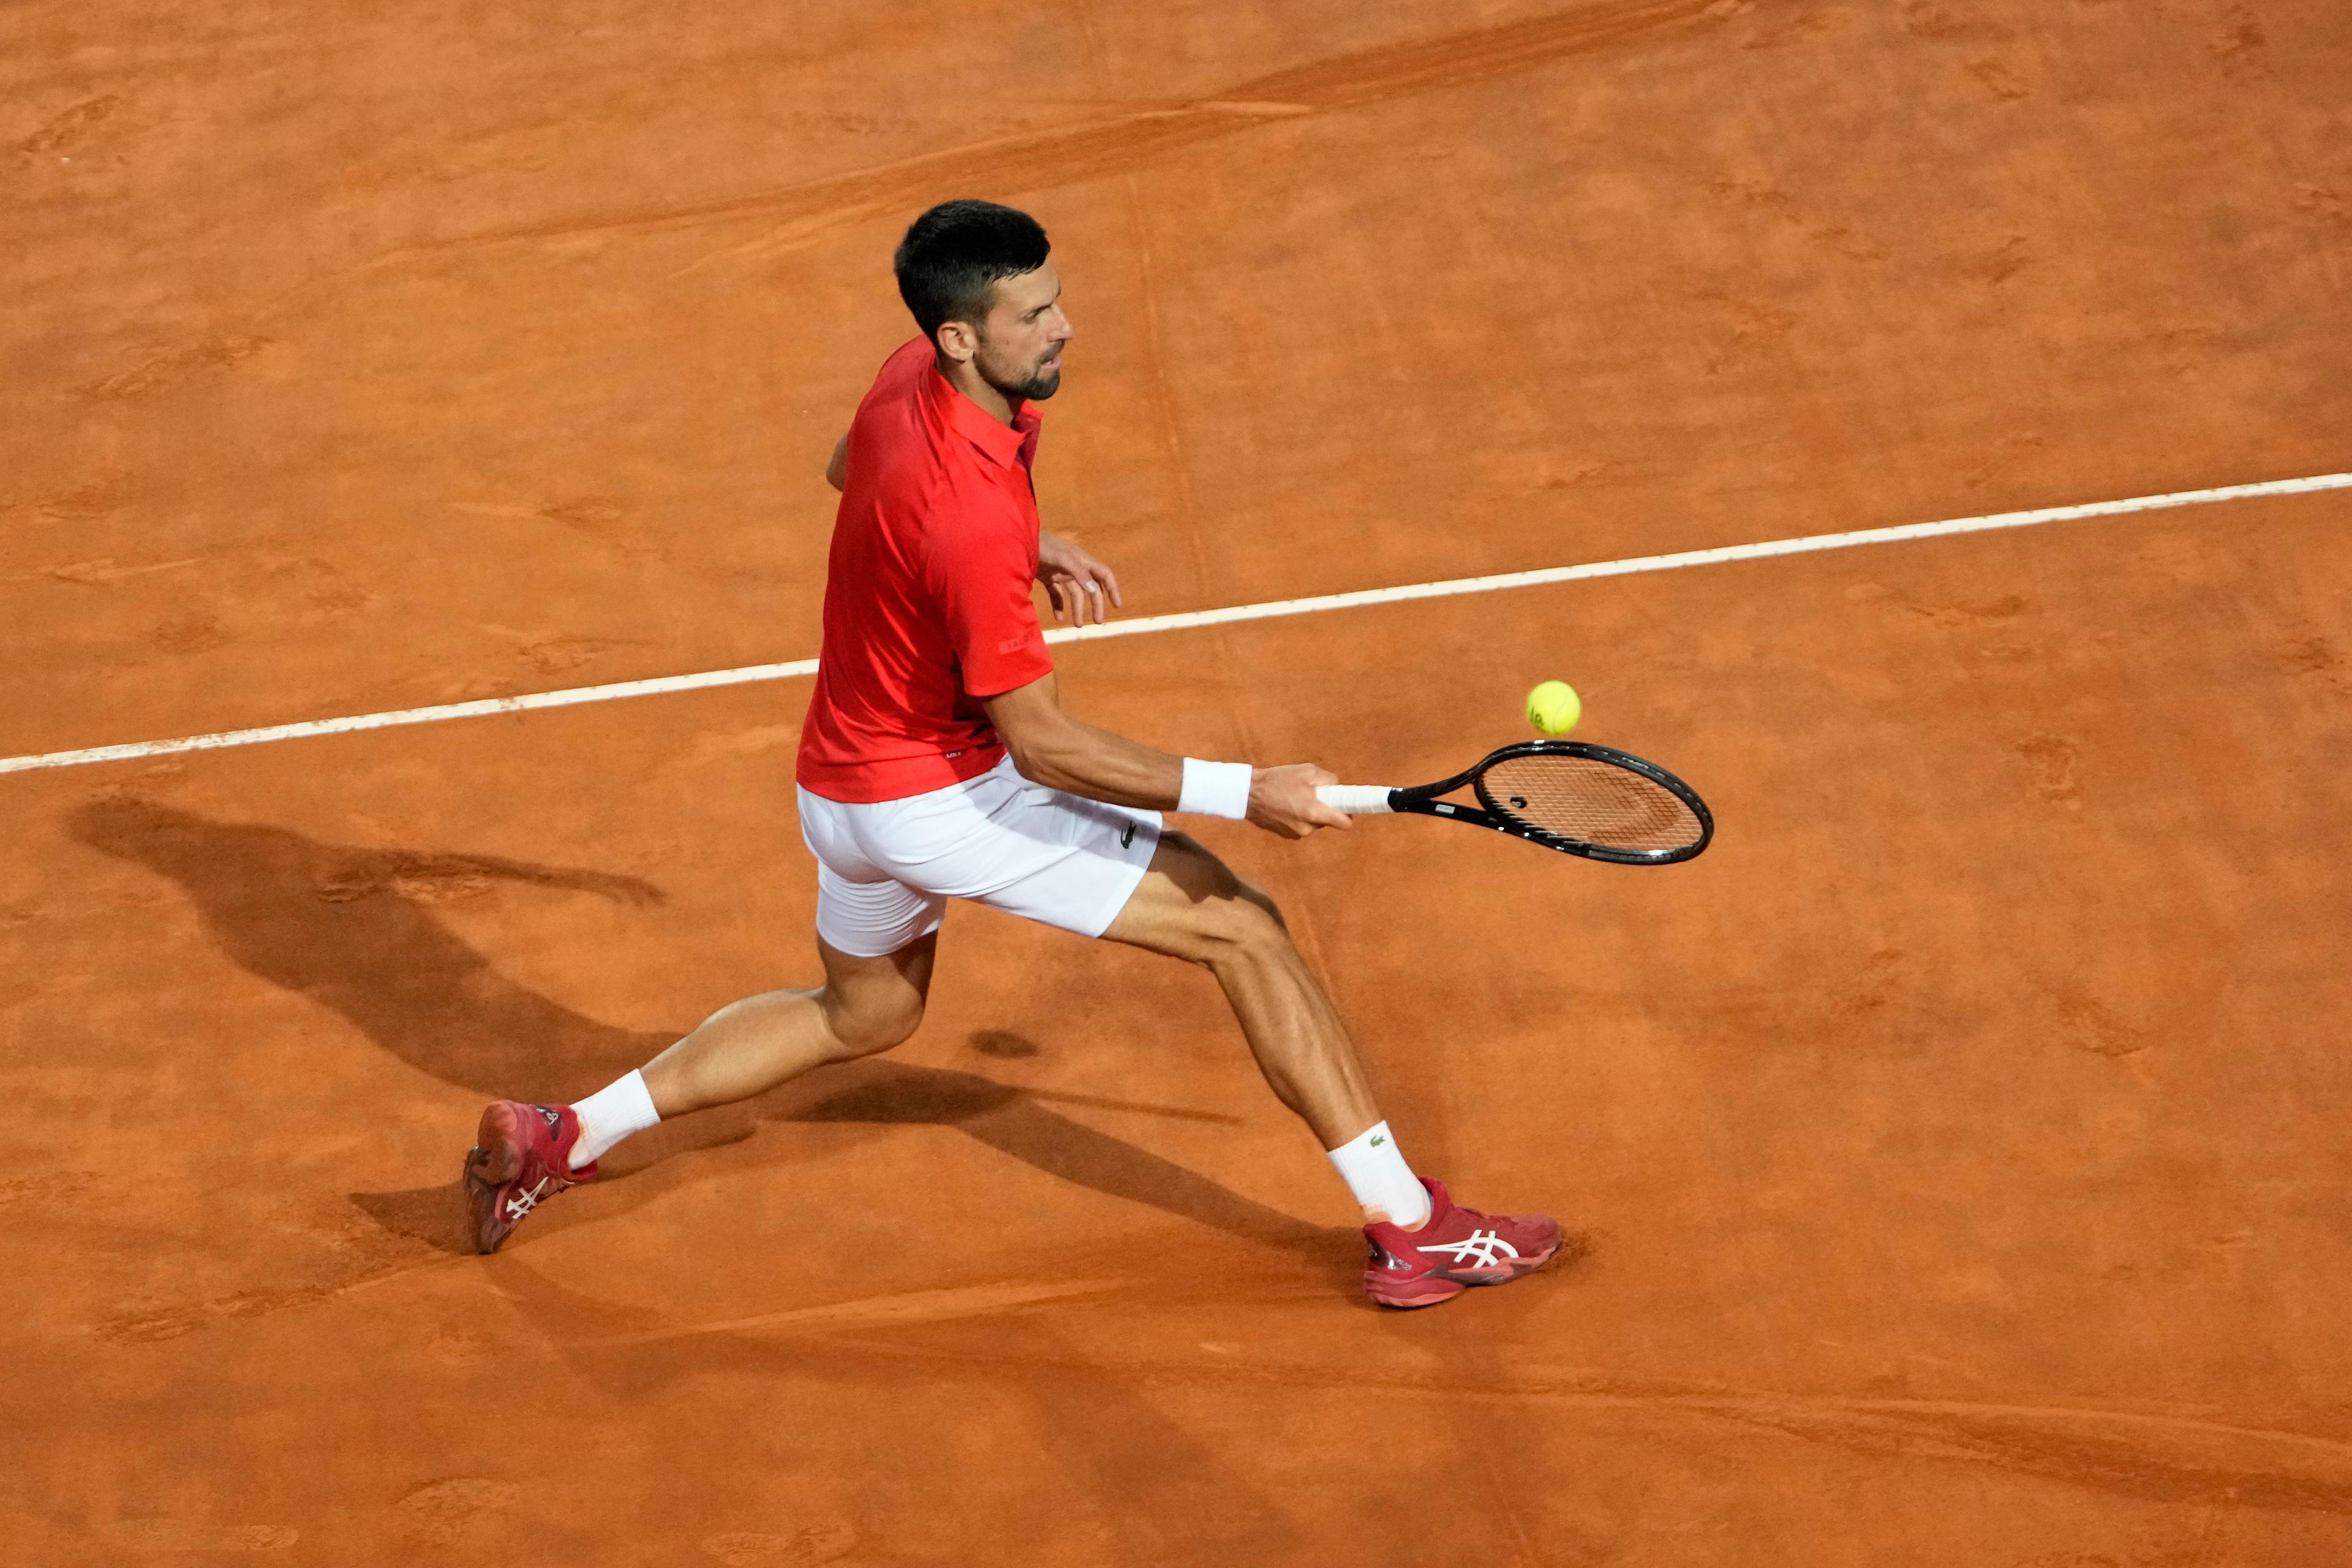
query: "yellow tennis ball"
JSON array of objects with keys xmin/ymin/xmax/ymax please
[{"xmin": 1526, "ymin": 680, "xmax": 1581, "ymax": 736}]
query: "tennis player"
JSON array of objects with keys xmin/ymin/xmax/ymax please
[{"xmin": 462, "ymin": 200, "xmax": 1558, "ymax": 1308}]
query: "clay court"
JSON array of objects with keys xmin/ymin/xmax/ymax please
[{"xmin": 6, "ymin": 0, "xmax": 2352, "ymax": 1561}]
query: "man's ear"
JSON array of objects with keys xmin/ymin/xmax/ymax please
[{"xmin": 934, "ymin": 319, "xmax": 978, "ymax": 365}]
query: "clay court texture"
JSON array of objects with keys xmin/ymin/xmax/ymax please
[{"xmin": 4, "ymin": 0, "xmax": 2350, "ymax": 1562}]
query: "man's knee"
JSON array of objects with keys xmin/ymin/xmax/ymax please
[
  {"xmin": 813, "ymin": 932, "xmax": 936, "ymax": 1059},
  {"xmin": 1170, "ymin": 848, "xmax": 1292, "ymax": 960},
  {"xmin": 1111, "ymin": 831, "xmax": 1297, "ymax": 965},
  {"xmin": 1234, "ymin": 878, "xmax": 1287, "ymax": 934},
  {"xmin": 823, "ymin": 989, "xmax": 924, "ymax": 1057},
  {"xmin": 1209, "ymin": 888, "xmax": 1291, "ymax": 960}
]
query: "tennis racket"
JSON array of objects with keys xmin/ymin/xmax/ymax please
[{"xmin": 1314, "ymin": 741, "xmax": 1713, "ymax": 865}]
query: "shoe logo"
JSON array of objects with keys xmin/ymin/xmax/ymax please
[
  {"xmin": 504, "ymin": 1177, "xmax": 552, "ymax": 1221},
  {"xmin": 535, "ymin": 1104, "xmax": 563, "ymax": 1137},
  {"xmin": 1120, "ymin": 822, "xmax": 1136, "ymax": 849},
  {"xmin": 1417, "ymin": 1229, "xmax": 1520, "ymax": 1270}
]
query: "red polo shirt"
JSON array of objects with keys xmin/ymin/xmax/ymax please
[{"xmin": 795, "ymin": 336, "xmax": 1056, "ymax": 803}]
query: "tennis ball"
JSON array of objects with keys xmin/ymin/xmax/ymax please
[{"xmin": 1526, "ymin": 680, "xmax": 1581, "ymax": 736}]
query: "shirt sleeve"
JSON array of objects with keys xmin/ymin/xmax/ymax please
[{"xmin": 927, "ymin": 492, "xmax": 1055, "ymax": 699}]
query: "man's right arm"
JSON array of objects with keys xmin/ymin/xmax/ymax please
[{"xmin": 982, "ymin": 674, "xmax": 1347, "ymax": 840}]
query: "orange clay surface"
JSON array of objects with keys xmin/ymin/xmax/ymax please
[{"xmin": 6, "ymin": 1, "xmax": 2352, "ymax": 1563}]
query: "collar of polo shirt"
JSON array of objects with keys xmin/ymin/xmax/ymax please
[{"xmin": 923, "ymin": 357, "xmax": 1042, "ymax": 470}]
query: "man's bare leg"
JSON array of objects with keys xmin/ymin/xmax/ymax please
[
  {"xmin": 636, "ymin": 933, "xmax": 937, "ymax": 1120},
  {"xmin": 1103, "ymin": 831, "xmax": 1387, "ymax": 1158},
  {"xmin": 465, "ymin": 934, "xmax": 935, "ymax": 1253}
]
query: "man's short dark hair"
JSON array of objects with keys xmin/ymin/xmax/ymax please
[{"xmin": 894, "ymin": 201, "xmax": 1050, "ymax": 343}]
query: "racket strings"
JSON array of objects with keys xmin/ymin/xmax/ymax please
[{"xmin": 1476, "ymin": 755, "xmax": 1703, "ymax": 854}]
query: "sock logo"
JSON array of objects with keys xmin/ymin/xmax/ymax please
[
  {"xmin": 1417, "ymin": 1229, "xmax": 1520, "ymax": 1270},
  {"xmin": 1369, "ymin": 1134, "xmax": 1386, "ymax": 1147}
]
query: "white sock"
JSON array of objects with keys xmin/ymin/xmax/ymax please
[
  {"xmin": 568, "ymin": 1069, "xmax": 660, "ymax": 1171},
  {"xmin": 1326, "ymin": 1120, "xmax": 1432, "ymax": 1229}
]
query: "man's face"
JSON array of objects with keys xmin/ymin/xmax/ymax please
[{"xmin": 970, "ymin": 263, "xmax": 1071, "ymax": 402}]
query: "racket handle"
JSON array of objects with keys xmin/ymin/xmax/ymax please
[{"xmin": 1316, "ymin": 785, "xmax": 1396, "ymax": 815}]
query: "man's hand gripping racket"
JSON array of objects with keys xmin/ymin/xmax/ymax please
[{"xmin": 1314, "ymin": 741, "xmax": 1713, "ymax": 864}]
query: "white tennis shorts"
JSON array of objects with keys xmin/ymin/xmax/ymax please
[{"xmin": 796, "ymin": 754, "xmax": 1163, "ymax": 958}]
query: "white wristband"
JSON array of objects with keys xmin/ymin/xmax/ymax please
[{"xmin": 1178, "ymin": 758, "xmax": 1254, "ymax": 819}]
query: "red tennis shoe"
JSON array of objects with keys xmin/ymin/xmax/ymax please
[
  {"xmin": 1362, "ymin": 1177, "xmax": 1561, "ymax": 1309},
  {"xmin": 462, "ymin": 1101, "xmax": 595, "ymax": 1254}
]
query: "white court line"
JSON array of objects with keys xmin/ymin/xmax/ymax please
[{"xmin": 4, "ymin": 470, "xmax": 2345, "ymax": 777}]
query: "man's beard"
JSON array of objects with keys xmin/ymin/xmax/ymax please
[{"xmin": 979, "ymin": 350, "xmax": 1062, "ymax": 402}]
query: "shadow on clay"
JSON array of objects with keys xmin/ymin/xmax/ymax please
[{"xmin": 69, "ymin": 797, "xmax": 1349, "ymax": 1270}]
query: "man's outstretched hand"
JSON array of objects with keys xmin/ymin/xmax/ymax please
[
  {"xmin": 1249, "ymin": 764, "xmax": 1352, "ymax": 839},
  {"xmin": 1038, "ymin": 530, "xmax": 1123, "ymax": 628}
]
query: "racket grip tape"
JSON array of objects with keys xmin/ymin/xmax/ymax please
[{"xmin": 1315, "ymin": 785, "xmax": 1396, "ymax": 815}]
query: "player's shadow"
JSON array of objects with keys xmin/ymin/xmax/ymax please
[{"xmin": 67, "ymin": 797, "xmax": 1346, "ymax": 1269}]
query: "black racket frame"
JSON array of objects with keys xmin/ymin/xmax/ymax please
[{"xmin": 1382, "ymin": 740, "xmax": 1714, "ymax": 865}]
